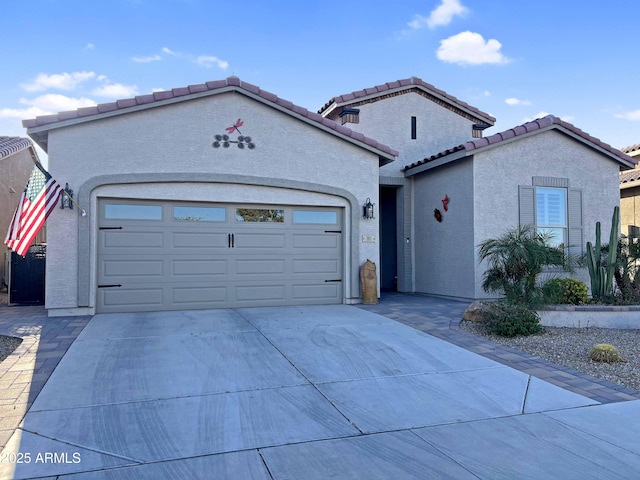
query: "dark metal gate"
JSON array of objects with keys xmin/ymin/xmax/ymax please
[{"xmin": 9, "ymin": 244, "xmax": 46, "ymax": 305}]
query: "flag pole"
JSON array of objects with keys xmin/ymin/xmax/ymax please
[{"xmin": 61, "ymin": 190, "xmax": 87, "ymax": 217}]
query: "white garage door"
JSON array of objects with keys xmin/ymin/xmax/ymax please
[{"xmin": 97, "ymin": 200, "xmax": 343, "ymax": 313}]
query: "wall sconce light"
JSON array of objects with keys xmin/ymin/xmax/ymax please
[
  {"xmin": 60, "ymin": 183, "xmax": 74, "ymax": 210},
  {"xmin": 363, "ymin": 197, "xmax": 375, "ymax": 220}
]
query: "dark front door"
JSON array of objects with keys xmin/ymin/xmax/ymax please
[{"xmin": 379, "ymin": 186, "xmax": 398, "ymax": 291}]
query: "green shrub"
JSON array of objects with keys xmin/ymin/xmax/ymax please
[
  {"xmin": 484, "ymin": 302, "xmax": 543, "ymax": 337},
  {"xmin": 542, "ymin": 278, "xmax": 588, "ymax": 305}
]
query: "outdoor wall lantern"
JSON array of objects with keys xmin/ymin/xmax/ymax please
[
  {"xmin": 60, "ymin": 183, "xmax": 73, "ymax": 210},
  {"xmin": 363, "ymin": 198, "xmax": 375, "ymax": 220}
]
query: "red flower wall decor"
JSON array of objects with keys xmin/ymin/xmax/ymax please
[
  {"xmin": 434, "ymin": 208, "xmax": 442, "ymax": 222},
  {"xmin": 442, "ymin": 194, "xmax": 450, "ymax": 212}
]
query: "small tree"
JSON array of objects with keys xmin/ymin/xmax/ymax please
[{"xmin": 478, "ymin": 225, "xmax": 566, "ymax": 306}]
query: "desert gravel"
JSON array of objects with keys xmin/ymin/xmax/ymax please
[
  {"xmin": 461, "ymin": 321, "xmax": 640, "ymax": 393},
  {"xmin": 0, "ymin": 334, "xmax": 22, "ymax": 363}
]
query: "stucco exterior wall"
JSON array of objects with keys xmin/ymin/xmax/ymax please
[
  {"xmin": 472, "ymin": 130, "xmax": 622, "ymax": 298},
  {"xmin": 341, "ymin": 92, "xmax": 476, "ymax": 176},
  {"xmin": 1, "ymin": 148, "xmax": 40, "ymax": 286},
  {"xmin": 621, "ymin": 186, "xmax": 640, "ymax": 237},
  {"xmin": 412, "ymin": 157, "xmax": 476, "ymax": 298},
  {"xmin": 43, "ymin": 92, "xmax": 381, "ymax": 313}
]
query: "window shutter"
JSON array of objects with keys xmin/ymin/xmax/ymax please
[
  {"xmin": 519, "ymin": 185, "xmax": 535, "ymax": 227},
  {"xmin": 567, "ymin": 188, "xmax": 583, "ymax": 256}
]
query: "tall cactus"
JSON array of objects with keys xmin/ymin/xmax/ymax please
[{"xmin": 586, "ymin": 206, "xmax": 620, "ymax": 301}]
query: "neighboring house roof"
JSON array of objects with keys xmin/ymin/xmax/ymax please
[
  {"xmin": 22, "ymin": 77, "xmax": 398, "ymax": 165},
  {"xmin": 620, "ymin": 169, "xmax": 640, "ymax": 185},
  {"xmin": 403, "ymin": 115, "xmax": 637, "ymax": 176},
  {"xmin": 622, "ymin": 144, "xmax": 640, "ymax": 155},
  {"xmin": 318, "ymin": 76, "xmax": 496, "ymax": 126},
  {"xmin": 0, "ymin": 136, "xmax": 33, "ymax": 160}
]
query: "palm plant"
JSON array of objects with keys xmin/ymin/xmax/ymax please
[{"xmin": 478, "ymin": 225, "xmax": 566, "ymax": 306}]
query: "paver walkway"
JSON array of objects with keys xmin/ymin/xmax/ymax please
[{"xmin": 358, "ymin": 292, "xmax": 640, "ymax": 403}]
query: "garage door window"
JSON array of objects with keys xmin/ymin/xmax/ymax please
[
  {"xmin": 104, "ymin": 204, "xmax": 162, "ymax": 220},
  {"xmin": 293, "ymin": 210, "xmax": 338, "ymax": 224},
  {"xmin": 236, "ymin": 208, "xmax": 284, "ymax": 223},
  {"xmin": 173, "ymin": 206, "xmax": 226, "ymax": 222}
]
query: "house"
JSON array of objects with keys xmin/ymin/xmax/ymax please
[
  {"xmin": 22, "ymin": 77, "xmax": 636, "ymax": 315},
  {"xmin": 619, "ymin": 144, "xmax": 640, "ymax": 239},
  {"xmin": 23, "ymin": 77, "xmax": 396, "ymax": 315},
  {"xmin": 319, "ymin": 79, "xmax": 635, "ymax": 299},
  {"xmin": 0, "ymin": 136, "xmax": 42, "ymax": 288}
]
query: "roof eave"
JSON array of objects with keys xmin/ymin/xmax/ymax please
[
  {"xmin": 24, "ymin": 84, "xmax": 397, "ymax": 164},
  {"xmin": 404, "ymin": 149, "xmax": 469, "ymax": 177},
  {"xmin": 323, "ymin": 83, "xmax": 495, "ymax": 126}
]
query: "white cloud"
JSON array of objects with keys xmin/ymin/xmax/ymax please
[
  {"xmin": 162, "ymin": 47, "xmax": 177, "ymax": 56},
  {"xmin": 22, "ymin": 94, "xmax": 97, "ymax": 112},
  {"xmin": 132, "ymin": 54, "xmax": 162, "ymax": 63},
  {"xmin": 408, "ymin": 0, "xmax": 468, "ymax": 29},
  {"xmin": 196, "ymin": 55, "xmax": 229, "ymax": 70},
  {"xmin": 437, "ymin": 31, "xmax": 510, "ymax": 65},
  {"xmin": 615, "ymin": 110, "xmax": 640, "ymax": 121},
  {"xmin": 85, "ymin": 43, "xmax": 95, "ymax": 50},
  {"xmin": 505, "ymin": 97, "xmax": 532, "ymax": 106},
  {"xmin": 0, "ymin": 106, "xmax": 50, "ymax": 119},
  {"xmin": 92, "ymin": 83, "xmax": 139, "ymax": 98},
  {"xmin": 20, "ymin": 71, "xmax": 96, "ymax": 92}
]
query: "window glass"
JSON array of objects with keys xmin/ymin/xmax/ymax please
[
  {"xmin": 293, "ymin": 210, "xmax": 337, "ymax": 224},
  {"xmin": 236, "ymin": 208, "xmax": 284, "ymax": 223},
  {"xmin": 105, "ymin": 204, "xmax": 162, "ymax": 220},
  {"xmin": 173, "ymin": 206, "xmax": 226, "ymax": 222},
  {"xmin": 536, "ymin": 188, "xmax": 566, "ymax": 226},
  {"xmin": 537, "ymin": 227, "xmax": 565, "ymax": 248}
]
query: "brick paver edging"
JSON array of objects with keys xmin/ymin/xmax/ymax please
[{"xmin": 0, "ymin": 305, "xmax": 90, "ymax": 450}]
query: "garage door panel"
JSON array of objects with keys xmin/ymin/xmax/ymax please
[
  {"xmin": 235, "ymin": 284, "xmax": 286, "ymax": 301},
  {"xmin": 235, "ymin": 259, "xmax": 286, "ymax": 275},
  {"xmin": 293, "ymin": 234, "xmax": 339, "ymax": 249},
  {"xmin": 102, "ymin": 231, "xmax": 164, "ymax": 248},
  {"xmin": 100, "ymin": 287, "xmax": 164, "ymax": 307},
  {"xmin": 292, "ymin": 259, "xmax": 340, "ymax": 275},
  {"xmin": 172, "ymin": 286, "xmax": 227, "ymax": 304},
  {"xmin": 102, "ymin": 259, "xmax": 164, "ymax": 278},
  {"xmin": 172, "ymin": 232, "xmax": 228, "ymax": 249},
  {"xmin": 172, "ymin": 259, "xmax": 228, "ymax": 276},
  {"xmin": 235, "ymin": 233, "xmax": 286, "ymax": 249},
  {"xmin": 293, "ymin": 283, "xmax": 341, "ymax": 300}
]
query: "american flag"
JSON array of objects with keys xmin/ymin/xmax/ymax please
[{"xmin": 4, "ymin": 162, "xmax": 63, "ymax": 257}]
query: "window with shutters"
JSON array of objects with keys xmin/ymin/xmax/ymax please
[
  {"xmin": 536, "ymin": 187, "xmax": 566, "ymax": 248},
  {"xmin": 519, "ymin": 177, "xmax": 583, "ymax": 257}
]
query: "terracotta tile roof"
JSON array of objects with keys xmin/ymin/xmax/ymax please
[
  {"xmin": 622, "ymin": 143, "xmax": 640, "ymax": 155},
  {"xmin": 0, "ymin": 136, "xmax": 33, "ymax": 159},
  {"xmin": 620, "ymin": 169, "xmax": 640, "ymax": 185},
  {"xmin": 318, "ymin": 76, "xmax": 496, "ymax": 125},
  {"xmin": 403, "ymin": 115, "xmax": 637, "ymax": 173},
  {"xmin": 23, "ymin": 77, "xmax": 398, "ymax": 159}
]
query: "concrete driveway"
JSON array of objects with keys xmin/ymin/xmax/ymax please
[{"xmin": 3, "ymin": 305, "xmax": 640, "ymax": 479}]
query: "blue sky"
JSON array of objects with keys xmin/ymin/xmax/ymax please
[{"xmin": 2, "ymin": 0, "xmax": 639, "ymax": 159}]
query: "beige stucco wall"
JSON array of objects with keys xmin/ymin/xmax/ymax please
[
  {"xmin": 621, "ymin": 186, "xmax": 640, "ymax": 236},
  {"xmin": 42, "ymin": 92, "xmax": 382, "ymax": 314},
  {"xmin": 341, "ymin": 91, "xmax": 476, "ymax": 176},
  {"xmin": 473, "ymin": 130, "xmax": 622, "ymax": 298}
]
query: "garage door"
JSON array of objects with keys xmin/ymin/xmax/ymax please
[{"xmin": 97, "ymin": 200, "xmax": 343, "ymax": 313}]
